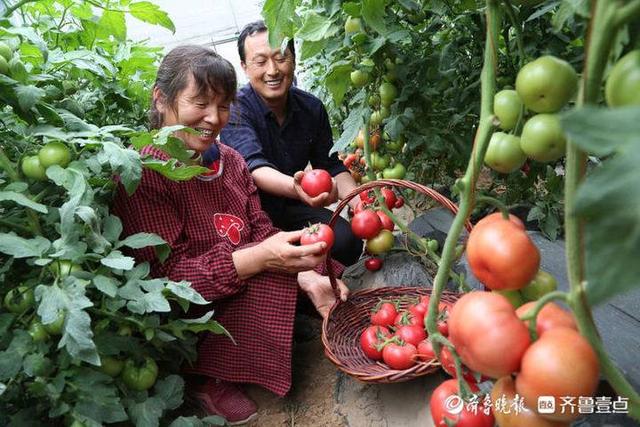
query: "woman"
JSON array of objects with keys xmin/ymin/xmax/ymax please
[{"xmin": 112, "ymin": 45, "xmax": 349, "ymax": 425}]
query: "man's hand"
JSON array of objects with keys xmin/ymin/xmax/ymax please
[{"xmin": 293, "ymin": 171, "xmax": 339, "ymax": 207}]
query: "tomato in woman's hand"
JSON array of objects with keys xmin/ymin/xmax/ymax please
[
  {"xmin": 300, "ymin": 223, "xmax": 334, "ymax": 252},
  {"xmin": 516, "ymin": 301, "xmax": 577, "ymax": 336},
  {"xmin": 382, "ymin": 341, "xmax": 417, "ymax": 370},
  {"xmin": 360, "ymin": 325, "xmax": 391, "ymax": 360},
  {"xmin": 371, "ymin": 302, "xmax": 397, "ymax": 327},
  {"xmin": 515, "ymin": 327, "xmax": 599, "ymax": 422},
  {"xmin": 300, "ymin": 169, "xmax": 332, "ymax": 197},
  {"xmin": 395, "ymin": 324, "xmax": 426, "ymax": 347},
  {"xmin": 449, "ymin": 291, "xmax": 531, "ymax": 378},
  {"xmin": 351, "ymin": 210, "xmax": 383, "ymax": 239},
  {"xmin": 430, "ymin": 379, "xmax": 494, "ymax": 427},
  {"xmin": 364, "ymin": 257, "xmax": 383, "ymax": 271},
  {"xmin": 466, "ymin": 212, "xmax": 540, "ymax": 291}
]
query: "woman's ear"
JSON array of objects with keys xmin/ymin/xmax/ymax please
[{"xmin": 153, "ymin": 86, "xmax": 167, "ymax": 113}]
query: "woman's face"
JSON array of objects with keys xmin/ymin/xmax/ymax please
[{"xmin": 156, "ymin": 74, "xmax": 231, "ymax": 153}]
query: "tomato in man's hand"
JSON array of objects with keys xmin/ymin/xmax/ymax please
[
  {"xmin": 300, "ymin": 169, "xmax": 333, "ymax": 197},
  {"xmin": 300, "ymin": 223, "xmax": 335, "ymax": 252}
]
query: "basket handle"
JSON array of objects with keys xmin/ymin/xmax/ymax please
[{"xmin": 325, "ymin": 178, "xmax": 472, "ymax": 298}]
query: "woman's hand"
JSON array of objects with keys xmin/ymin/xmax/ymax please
[
  {"xmin": 257, "ymin": 230, "xmax": 327, "ymax": 273},
  {"xmin": 297, "ymin": 270, "xmax": 349, "ymax": 319}
]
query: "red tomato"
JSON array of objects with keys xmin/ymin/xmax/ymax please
[
  {"xmin": 351, "ymin": 210, "xmax": 383, "ymax": 239},
  {"xmin": 437, "ymin": 319, "xmax": 449, "ymax": 336},
  {"xmin": 343, "ymin": 153, "xmax": 358, "ymax": 169},
  {"xmin": 382, "ymin": 342, "xmax": 417, "ymax": 370},
  {"xmin": 466, "ymin": 212, "xmax": 540, "ymax": 290},
  {"xmin": 376, "ymin": 210, "xmax": 394, "ymax": 231},
  {"xmin": 360, "ymin": 325, "xmax": 391, "ymax": 360},
  {"xmin": 440, "ymin": 347, "xmax": 487, "ymax": 384},
  {"xmin": 353, "ymin": 200, "xmax": 369, "ymax": 215},
  {"xmin": 430, "ymin": 379, "xmax": 494, "ymax": 427},
  {"xmin": 371, "ymin": 302, "xmax": 397, "ymax": 327},
  {"xmin": 394, "ymin": 310, "xmax": 423, "ymax": 327},
  {"xmin": 300, "ymin": 223, "xmax": 334, "ymax": 252},
  {"xmin": 394, "ymin": 196, "xmax": 404, "ymax": 208},
  {"xmin": 380, "ymin": 188, "xmax": 397, "ymax": 210},
  {"xmin": 408, "ymin": 302, "xmax": 428, "ymax": 319},
  {"xmin": 359, "ymin": 189, "xmax": 375, "ymax": 204},
  {"xmin": 516, "ymin": 301, "xmax": 577, "ymax": 337},
  {"xmin": 416, "ymin": 339, "xmax": 435, "ymax": 361},
  {"xmin": 395, "ymin": 325, "xmax": 427, "ymax": 347},
  {"xmin": 364, "ymin": 257, "xmax": 383, "ymax": 271},
  {"xmin": 300, "ymin": 169, "xmax": 332, "ymax": 197},
  {"xmin": 449, "ymin": 291, "xmax": 531, "ymax": 378},
  {"xmin": 515, "ymin": 328, "xmax": 599, "ymax": 422}
]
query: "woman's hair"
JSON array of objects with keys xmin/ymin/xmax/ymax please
[{"xmin": 149, "ymin": 45, "xmax": 237, "ymax": 129}]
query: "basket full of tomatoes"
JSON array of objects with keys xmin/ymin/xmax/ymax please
[{"xmin": 321, "ymin": 179, "xmax": 471, "ymax": 383}]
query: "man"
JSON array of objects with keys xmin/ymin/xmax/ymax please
[{"xmin": 220, "ymin": 20, "xmax": 362, "ymax": 266}]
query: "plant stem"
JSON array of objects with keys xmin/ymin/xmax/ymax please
[
  {"xmin": 426, "ymin": 0, "xmax": 501, "ymax": 349},
  {"xmin": 475, "ymin": 195, "xmax": 510, "ymax": 218},
  {"xmin": 1, "ymin": 0, "xmax": 38, "ymax": 17},
  {"xmin": 564, "ymin": 0, "xmax": 640, "ymax": 418}
]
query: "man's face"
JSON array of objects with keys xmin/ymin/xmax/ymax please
[{"xmin": 241, "ymin": 31, "xmax": 295, "ymax": 105}]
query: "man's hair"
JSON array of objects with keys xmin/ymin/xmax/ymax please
[
  {"xmin": 149, "ymin": 45, "xmax": 237, "ymax": 129},
  {"xmin": 237, "ymin": 20, "xmax": 295, "ymax": 63}
]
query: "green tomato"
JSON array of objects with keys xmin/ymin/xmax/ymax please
[
  {"xmin": 382, "ymin": 163, "xmax": 406, "ymax": 179},
  {"xmin": 370, "ymin": 110, "xmax": 383, "ymax": 126},
  {"xmin": 379, "ymin": 106, "xmax": 390, "ymax": 119},
  {"xmin": 100, "ymin": 356, "xmax": 125, "ymax": 377},
  {"xmin": 495, "ymin": 290, "xmax": 525, "ymax": 308},
  {"xmin": 520, "ymin": 114, "xmax": 566, "ymax": 162},
  {"xmin": 121, "ymin": 357, "xmax": 159, "ymax": 391},
  {"xmin": 0, "ymin": 41, "xmax": 12, "ymax": 62},
  {"xmin": 0, "ymin": 56, "xmax": 8, "ymax": 75},
  {"xmin": 344, "ymin": 17, "xmax": 363, "ymax": 34},
  {"xmin": 605, "ymin": 50, "xmax": 640, "ymax": 107},
  {"xmin": 4, "ymin": 286, "xmax": 35, "ymax": 314},
  {"xmin": 379, "ymin": 82, "xmax": 398, "ymax": 107},
  {"xmin": 350, "ymin": 70, "xmax": 371, "ymax": 87},
  {"xmin": 521, "ymin": 270, "xmax": 558, "ymax": 301},
  {"xmin": 368, "ymin": 94, "xmax": 380, "ymax": 107},
  {"xmin": 50, "ymin": 260, "xmax": 82, "ymax": 277},
  {"xmin": 384, "ymin": 57, "xmax": 396, "ymax": 72},
  {"xmin": 38, "ymin": 141, "xmax": 71, "ymax": 168},
  {"xmin": 21, "ymin": 155, "xmax": 47, "ymax": 181},
  {"xmin": 366, "ymin": 229, "xmax": 394, "ymax": 254},
  {"xmin": 484, "ymin": 132, "xmax": 526, "ymax": 174},
  {"xmin": 493, "ymin": 89, "xmax": 523, "ymax": 131},
  {"xmin": 29, "ymin": 321, "xmax": 50, "ymax": 342},
  {"xmin": 42, "ymin": 311, "xmax": 65, "ymax": 335},
  {"xmin": 370, "ymin": 152, "xmax": 389, "ymax": 171},
  {"xmin": 515, "ymin": 56, "xmax": 578, "ymax": 113}
]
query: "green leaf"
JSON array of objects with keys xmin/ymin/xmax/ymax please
[
  {"xmin": 126, "ymin": 396, "xmax": 165, "ymax": 426},
  {"xmin": 262, "ymin": 0, "xmax": 297, "ymax": 48},
  {"xmin": 73, "ymin": 368, "xmax": 128, "ymax": 423},
  {"xmin": 143, "ymin": 159, "xmax": 209, "ymax": 182},
  {"xmin": 93, "ymin": 275, "xmax": 119, "ymax": 298},
  {"xmin": 99, "ymin": 141, "xmax": 142, "ymax": 195},
  {"xmin": 154, "ymin": 375, "xmax": 184, "ymax": 411},
  {"xmin": 129, "ymin": 1, "xmax": 176, "ymax": 33},
  {"xmin": 331, "ymin": 105, "xmax": 365, "ymax": 155},
  {"xmin": 117, "ymin": 232, "xmax": 166, "ymax": 250},
  {"xmin": 296, "ymin": 13, "xmax": 338, "ymax": 42},
  {"xmin": 167, "ymin": 281, "xmax": 209, "ymax": 305},
  {"xmin": 561, "ymin": 106, "xmax": 640, "ymax": 156},
  {"xmin": 101, "ymin": 250, "xmax": 136, "ymax": 270},
  {"xmin": 362, "ymin": 0, "xmax": 388, "ymax": 35},
  {"xmin": 0, "ymin": 349, "xmax": 23, "ymax": 381},
  {"xmin": 343, "ymin": 2, "xmax": 362, "ymax": 17},
  {"xmin": 325, "ymin": 63, "xmax": 353, "ymax": 106},
  {"xmin": 574, "ymin": 148, "xmax": 640, "ymax": 305},
  {"xmin": 0, "ymin": 191, "xmax": 47, "ymax": 213},
  {"xmin": 103, "ymin": 215, "xmax": 124, "ymax": 244},
  {"xmin": 300, "ymin": 39, "xmax": 328, "ymax": 61},
  {"xmin": 14, "ymin": 85, "xmax": 45, "ymax": 111},
  {"xmin": 97, "ymin": 10, "xmax": 127, "ymax": 41},
  {"xmin": 0, "ymin": 233, "xmax": 50, "ymax": 258}
]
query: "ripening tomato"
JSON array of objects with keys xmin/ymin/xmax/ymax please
[
  {"xmin": 359, "ymin": 189, "xmax": 375, "ymax": 204},
  {"xmin": 395, "ymin": 325, "xmax": 426, "ymax": 347},
  {"xmin": 376, "ymin": 210, "xmax": 394, "ymax": 231},
  {"xmin": 382, "ymin": 342, "xmax": 417, "ymax": 370},
  {"xmin": 380, "ymin": 188, "xmax": 397, "ymax": 209},
  {"xmin": 394, "ymin": 196, "xmax": 404, "ymax": 208},
  {"xmin": 371, "ymin": 302, "xmax": 398, "ymax": 327},
  {"xmin": 430, "ymin": 379, "xmax": 494, "ymax": 427},
  {"xmin": 300, "ymin": 223, "xmax": 335, "ymax": 252},
  {"xmin": 365, "ymin": 229, "xmax": 394, "ymax": 254},
  {"xmin": 344, "ymin": 17, "xmax": 363, "ymax": 34},
  {"xmin": 121, "ymin": 357, "xmax": 159, "ymax": 391},
  {"xmin": 520, "ymin": 270, "xmax": 558, "ymax": 301},
  {"xmin": 516, "ymin": 301, "xmax": 577, "ymax": 336},
  {"xmin": 466, "ymin": 212, "xmax": 540, "ymax": 291},
  {"xmin": 343, "ymin": 153, "xmax": 358, "ymax": 169},
  {"xmin": 364, "ymin": 257, "xmax": 383, "ymax": 271},
  {"xmin": 360, "ymin": 325, "xmax": 391, "ymax": 360},
  {"xmin": 300, "ymin": 169, "xmax": 333, "ymax": 197},
  {"xmin": 515, "ymin": 328, "xmax": 599, "ymax": 422},
  {"xmin": 449, "ymin": 291, "xmax": 531, "ymax": 378},
  {"xmin": 351, "ymin": 210, "xmax": 383, "ymax": 239},
  {"xmin": 492, "ymin": 376, "xmax": 570, "ymax": 427}
]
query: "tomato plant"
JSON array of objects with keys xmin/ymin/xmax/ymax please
[
  {"xmin": 493, "ymin": 89, "xmax": 523, "ymax": 131},
  {"xmin": 21, "ymin": 155, "xmax": 47, "ymax": 181},
  {"xmin": 4, "ymin": 286, "xmax": 34, "ymax": 314},
  {"xmin": 300, "ymin": 169, "xmax": 333, "ymax": 197},
  {"xmin": 99, "ymin": 356, "xmax": 125, "ymax": 378},
  {"xmin": 300, "ymin": 223, "xmax": 335, "ymax": 252},
  {"xmin": 466, "ymin": 213, "xmax": 540, "ymax": 291}
]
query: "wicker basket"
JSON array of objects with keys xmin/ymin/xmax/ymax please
[{"xmin": 321, "ymin": 179, "xmax": 472, "ymax": 383}]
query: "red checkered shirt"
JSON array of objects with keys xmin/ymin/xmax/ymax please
[{"xmin": 112, "ymin": 142, "xmax": 344, "ymax": 396}]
